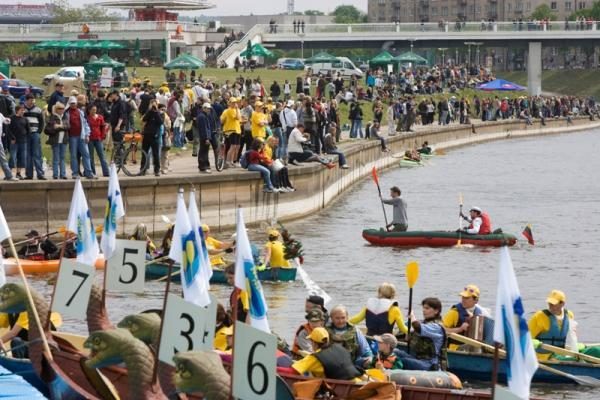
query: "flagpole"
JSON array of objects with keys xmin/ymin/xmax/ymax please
[
  {"xmin": 153, "ymin": 259, "xmax": 174, "ymax": 385},
  {"xmin": 6, "ymin": 237, "xmax": 53, "ymax": 360},
  {"xmin": 491, "ymin": 341, "xmax": 500, "ymax": 398},
  {"xmin": 229, "ymin": 205, "xmax": 242, "ymax": 400},
  {"xmin": 46, "ymin": 229, "xmax": 70, "ymax": 331}
]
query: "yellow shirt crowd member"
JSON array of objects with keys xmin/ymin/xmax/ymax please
[
  {"xmin": 529, "ymin": 309, "xmax": 575, "ymax": 360},
  {"xmin": 220, "ymin": 105, "xmax": 242, "ymax": 134},
  {"xmin": 0, "ymin": 312, "xmax": 63, "ymax": 336},
  {"xmin": 205, "ymin": 236, "xmax": 227, "ymax": 267},
  {"xmin": 251, "ymin": 103, "xmax": 268, "ymax": 139},
  {"xmin": 159, "ymin": 82, "xmax": 170, "ymax": 95},
  {"xmin": 213, "ymin": 325, "xmax": 233, "ymax": 353},
  {"xmin": 349, "ymin": 304, "xmax": 408, "ymax": 335},
  {"xmin": 264, "ymin": 240, "xmax": 291, "ymax": 268}
]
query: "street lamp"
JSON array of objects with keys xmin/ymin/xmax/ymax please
[
  {"xmin": 298, "ymin": 32, "xmax": 305, "ymax": 59},
  {"xmin": 438, "ymin": 47, "xmax": 448, "ymax": 65},
  {"xmin": 472, "ymin": 41, "xmax": 484, "ymax": 66},
  {"xmin": 409, "ymin": 38, "xmax": 417, "ymax": 53},
  {"xmin": 464, "ymin": 41, "xmax": 478, "ymax": 67}
]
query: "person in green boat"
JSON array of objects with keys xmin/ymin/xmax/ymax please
[
  {"xmin": 460, "ymin": 206, "xmax": 492, "ymax": 235},
  {"xmin": 382, "ymin": 186, "xmax": 408, "ymax": 232},
  {"xmin": 417, "ymin": 141, "xmax": 432, "ymax": 154}
]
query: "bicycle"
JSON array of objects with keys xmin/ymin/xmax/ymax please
[
  {"xmin": 215, "ymin": 131, "xmax": 226, "ymax": 172},
  {"xmin": 110, "ymin": 132, "xmax": 149, "ymax": 176}
]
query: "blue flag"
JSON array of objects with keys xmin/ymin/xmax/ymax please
[
  {"xmin": 66, "ymin": 179, "xmax": 99, "ymax": 266},
  {"xmin": 100, "ymin": 163, "xmax": 125, "ymax": 259}
]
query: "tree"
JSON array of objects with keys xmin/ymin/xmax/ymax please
[
  {"xmin": 330, "ymin": 5, "xmax": 367, "ymax": 24},
  {"xmin": 304, "ymin": 10, "xmax": 324, "ymax": 16},
  {"xmin": 530, "ymin": 4, "xmax": 557, "ymax": 20},
  {"xmin": 51, "ymin": 0, "xmax": 120, "ymax": 24},
  {"xmin": 569, "ymin": 0, "xmax": 600, "ymax": 19}
]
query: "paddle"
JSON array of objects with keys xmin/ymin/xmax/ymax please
[
  {"xmin": 456, "ymin": 193, "xmax": 463, "ymax": 247},
  {"xmin": 405, "ymin": 261, "xmax": 420, "ymax": 347},
  {"xmin": 294, "ymin": 258, "xmax": 332, "ymax": 306},
  {"xmin": 538, "ymin": 343, "xmax": 600, "ymax": 365},
  {"xmin": 371, "ymin": 166, "xmax": 390, "ymax": 231},
  {"xmin": 448, "ymin": 333, "xmax": 600, "ymax": 386},
  {"xmin": 3, "ymin": 226, "xmax": 67, "ymax": 248}
]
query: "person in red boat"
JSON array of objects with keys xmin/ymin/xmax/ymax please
[{"xmin": 460, "ymin": 206, "xmax": 492, "ymax": 235}]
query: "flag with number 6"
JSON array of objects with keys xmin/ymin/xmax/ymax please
[
  {"xmin": 101, "ymin": 163, "xmax": 125, "ymax": 259},
  {"xmin": 66, "ymin": 179, "xmax": 100, "ymax": 266}
]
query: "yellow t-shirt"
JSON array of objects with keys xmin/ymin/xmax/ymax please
[
  {"xmin": 213, "ymin": 325, "xmax": 231, "ymax": 352},
  {"xmin": 442, "ymin": 308, "xmax": 460, "ymax": 329},
  {"xmin": 265, "ymin": 240, "xmax": 290, "ymax": 268},
  {"xmin": 184, "ymin": 88, "xmax": 196, "ymax": 105},
  {"xmin": 0, "ymin": 312, "xmax": 63, "ymax": 331},
  {"xmin": 349, "ymin": 305, "xmax": 408, "ymax": 334},
  {"xmin": 263, "ymin": 144, "xmax": 274, "ymax": 162},
  {"xmin": 251, "ymin": 111, "xmax": 267, "ymax": 139},
  {"xmin": 205, "ymin": 236, "xmax": 226, "ymax": 266},
  {"xmin": 292, "ymin": 354, "xmax": 325, "ymax": 378},
  {"xmin": 220, "ymin": 107, "xmax": 241, "ymax": 134},
  {"xmin": 529, "ymin": 309, "xmax": 575, "ymax": 360}
]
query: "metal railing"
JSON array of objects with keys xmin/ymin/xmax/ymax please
[
  {"xmin": 216, "ymin": 24, "xmax": 263, "ymax": 65},
  {"xmin": 0, "ymin": 20, "xmax": 207, "ymax": 36}
]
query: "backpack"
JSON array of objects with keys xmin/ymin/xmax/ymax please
[{"xmin": 239, "ymin": 150, "xmax": 251, "ymax": 169}]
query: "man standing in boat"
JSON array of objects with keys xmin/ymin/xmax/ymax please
[
  {"xmin": 382, "ymin": 186, "xmax": 408, "ymax": 232},
  {"xmin": 460, "ymin": 206, "xmax": 492, "ymax": 235}
]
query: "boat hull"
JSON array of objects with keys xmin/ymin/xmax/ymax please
[
  {"xmin": 362, "ymin": 229, "xmax": 517, "ymax": 247},
  {"xmin": 4, "ymin": 257, "xmax": 106, "ymax": 275},
  {"xmin": 145, "ymin": 262, "xmax": 297, "ymax": 284}
]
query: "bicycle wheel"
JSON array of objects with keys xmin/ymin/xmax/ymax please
[
  {"xmin": 215, "ymin": 138, "xmax": 226, "ymax": 172},
  {"xmin": 111, "ymin": 145, "xmax": 124, "ymax": 173},
  {"xmin": 121, "ymin": 145, "xmax": 149, "ymax": 176}
]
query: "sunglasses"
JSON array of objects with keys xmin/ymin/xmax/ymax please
[{"xmin": 463, "ymin": 287, "xmax": 477, "ymax": 294}]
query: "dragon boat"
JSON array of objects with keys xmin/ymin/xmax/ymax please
[{"xmin": 362, "ymin": 229, "xmax": 517, "ymax": 247}]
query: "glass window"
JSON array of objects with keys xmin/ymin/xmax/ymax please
[
  {"xmin": 442, "ymin": 6, "xmax": 448, "ymax": 16},
  {"xmin": 565, "ymin": 1, "xmax": 572, "ymax": 10},
  {"xmin": 431, "ymin": 6, "xmax": 438, "ymax": 15},
  {"xmin": 550, "ymin": 2, "xmax": 557, "ymax": 9}
]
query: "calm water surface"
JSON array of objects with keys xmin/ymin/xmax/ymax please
[{"xmin": 21, "ymin": 128, "xmax": 600, "ymax": 399}]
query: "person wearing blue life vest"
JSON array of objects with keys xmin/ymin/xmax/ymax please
[
  {"xmin": 529, "ymin": 289, "xmax": 575, "ymax": 361},
  {"xmin": 442, "ymin": 284, "xmax": 491, "ymax": 349}
]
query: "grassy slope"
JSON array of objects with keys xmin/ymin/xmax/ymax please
[{"xmin": 501, "ymin": 70, "xmax": 600, "ymax": 98}]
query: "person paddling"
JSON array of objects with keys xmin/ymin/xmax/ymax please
[
  {"xmin": 382, "ymin": 186, "xmax": 408, "ymax": 232},
  {"xmin": 529, "ymin": 289, "xmax": 575, "ymax": 361},
  {"xmin": 460, "ymin": 206, "xmax": 492, "ymax": 235}
]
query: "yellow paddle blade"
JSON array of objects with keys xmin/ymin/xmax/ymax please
[
  {"xmin": 366, "ymin": 368, "xmax": 387, "ymax": 382},
  {"xmin": 406, "ymin": 261, "xmax": 420, "ymax": 289},
  {"xmin": 57, "ymin": 226, "xmax": 67, "ymax": 234}
]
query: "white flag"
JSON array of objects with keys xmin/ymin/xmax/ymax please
[
  {"xmin": 493, "ymin": 246, "xmax": 538, "ymax": 399},
  {"xmin": 234, "ymin": 207, "xmax": 270, "ymax": 333},
  {"xmin": 0, "ymin": 252, "xmax": 6, "ymax": 287},
  {"xmin": 100, "ymin": 164, "xmax": 125, "ymax": 259},
  {"xmin": 0, "ymin": 204, "xmax": 10, "ymax": 242},
  {"xmin": 66, "ymin": 180, "xmax": 100, "ymax": 266},
  {"xmin": 184, "ymin": 190, "xmax": 212, "ymax": 307}
]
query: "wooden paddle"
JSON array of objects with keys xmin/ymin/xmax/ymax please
[
  {"xmin": 405, "ymin": 261, "xmax": 420, "ymax": 347},
  {"xmin": 448, "ymin": 333, "xmax": 600, "ymax": 386},
  {"xmin": 150, "ymin": 256, "xmax": 179, "ymax": 282},
  {"xmin": 456, "ymin": 193, "xmax": 463, "ymax": 247},
  {"xmin": 538, "ymin": 343, "xmax": 600, "ymax": 365}
]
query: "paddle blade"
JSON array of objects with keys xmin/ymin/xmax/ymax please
[
  {"xmin": 371, "ymin": 166, "xmax": 379, "ymax": 186},
  {"xmin": 365, "ymin": 368, "xmax": 387, "ymax": 382},
  {"xmin": 406, "ymin": 261, "xmax": 419, "ymax": 288},
  {"xmin": 58, "ymin": 226, "xmax": 67, "ymax": 235},
  {"xmin": 522, "ymin": 224, "xmax": 535, "ymax": 245}
]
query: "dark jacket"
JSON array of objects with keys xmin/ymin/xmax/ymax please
[
  {"xmin": 313, "ymin": 343, "xmax": 362, "ymax": 380},
  {"xmin": 43, "ymin": 113, "xmax": 68, "ymax": 145},
  {"xmin": 8, "ymin": 115, "xmax": 30, "ymax": 143},
  {"xmin": 110, "ymin": 98, "xmax": 127, "ymax": 129},
  {"xmin": 196, "ymin": 110, "xmax": 211, "ymax": 141},
  {"xmin": 142, "ymin": 108, "xmax": 163, "ymax": 142}
]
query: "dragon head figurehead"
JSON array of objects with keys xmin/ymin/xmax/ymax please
[
  {"xmin": 117, "ymin": 313, "xmax": 161, "ymax": 345},
  {"xmin": 173, "ymin": 351, "xmax": 230, "ymax": 398},
  {"xmin": 84, "ymin": 328, "xmax": 137, "ymax": 369},
  {"xmin": 0, "ymin": 283, "xmax": 29, "ymax": 314}
]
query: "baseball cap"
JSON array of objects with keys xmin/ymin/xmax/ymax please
[
  {"xmin": 374, "ymin": 333, "xmax": 398, "ymax": 347},
  {"xmin": 306, "ymin": 327, "xmax": 329, "ymax": 344},
  {"xmin": 305, "ymin": 309, "xmax": 325, "ymax": 322},
  {"xmin": 460, "ymin": 284, "xmax": 480, "ymax": 298},
  {"xmin": 201, "ymin": 224, "xmax": 209, "ymax": 232},
  {"xmin": 267, "ymin": 229, "xmax": 280, "ymax": 237},
  {"xmin": 286, "ymin": 99, "xmax": 294, "ymax": 107},
  {"xmin": 470, "ymin": 206, "xmax": 482, "ymax": 213},
  {"xmin": 68, "ymin": 96, "xmax": 77, "ymax": 104},
  {"xmin": 254, "ymin": 101, "xmax": 264, "ymax": 107},
  {"xmin": 202, "ymin": 102, "xmax": 212, "ymax": 109},
  {"xmin": 546, "ymin": 290, "xmax": 566, "ymax": 305},
  {"xmin": 25, "ymin": 229, "xmax": 39, "ymax": 238}
]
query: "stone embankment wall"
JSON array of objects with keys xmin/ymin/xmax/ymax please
[{"xmin": 1, "ymin": 117, "xmax": 598, "ymax": 237}]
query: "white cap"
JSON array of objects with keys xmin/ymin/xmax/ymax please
[
  {"xmin": 202, "ymin": 102, "xmax": 212, "ymax": 109},
  {"xmin": 286, "ymin": 99, "xmax": 294, "ymax": 107},
  {"xmin": 470, "ymin": 206, "xmax": 482, "ymax": 213},
  {"xmin": 68, "ymin": 96, "xmax": 78, "ymax": 104}
]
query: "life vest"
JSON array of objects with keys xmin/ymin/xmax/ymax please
[
  {"xmin": 378, "ymin": 349, "xmax": 402, "ymax": 370},
  {"xmin": 292, "ymin": 323, "xmax": 313, "ymax": 355},
  {"xmin": 536, "ymin": 309, "xmax": 570, "ymax": 354},
  {"xmin": 407, "ymin": 322, "xmax": 447, "ymax": 371},
  {"xmin": 448, "ymin": 304, "xmax": 483, "ymax": 346},
  {"xmin": 326, "ymin": 323, "xmax": 359, "ymax": 361},
  {"xmin": 313, "ymin": 343, "xmax": 362, "ymax": 380},
  {"xmin": 365, "ymin": 298, "xmax": 396, "ymax": 336},
  {"xmin": 468, "ymin": 212, "xmax": 492, "ymax": 234}
]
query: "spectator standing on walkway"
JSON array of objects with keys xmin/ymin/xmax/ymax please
[
  {"xmin": 47, "ymin": 82, "xmax": 66, "ymax": 117},
  {"xmin": 44, "ymin": 103, "xmax": 68, "ymax": 180},
  {"xmin": 197, "ymin": 102, "xmax": 213, "ymax": 173},
  {"xmin": 8, "ymin": 105, "xmax": 29, "ymax": 180},
  {"xmin": 65, "ymin": 97, "xmax": 94, "ymax": 179},
  {"xmin": 86, "ymin": 105, "xmax": 109, "ymax": 177},
  {"xmin": 23, "ymin": 94, "xmax": 45, "ymax": 180},
  {"xmin": 141, "ymin": 99, "xmax": 162, "ymax": 176},
  {"xmin": 0, "ymin": 113, "xmax": 16, "ymax": 180},
  {"xmin": 280, "ymin": 99, "xmax": 297, "ymax": 161},
  {"xmin": 158, "ymin": 103, "xmax": 171, "ymax": 174}
]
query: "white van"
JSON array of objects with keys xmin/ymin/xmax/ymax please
[{"xmin": 305, "ymin": 57, "xmax": 363, "ymax": 78}]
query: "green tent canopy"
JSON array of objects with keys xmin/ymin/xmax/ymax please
[
  {"xmin": 393, "ymin": 51, "xmax": 428, "ymax": 65},
  {"xmin": 31, "ymin": 40, "xmax": 125, "ymax": 51},
  {"xmin": 240, "ymin": 43, "xmax": 274, "ymax": 58},
  {"xmin": 304, "ymin": 51, "xmax": 338, "ymax": 64},
  {"xmin": 369, "ymin": 51, "xmax": 394, "ymax": 66},
  {"xmin": 86, "ymin": 54, "xmax": 125, "ymax": 68},
  {"xmin": 0, "ymin": 60, "xmax": 9, "ymax": 78},
  {"xmin": 163, "ymin": 53, "xmax": 205, "ymax": 70}
]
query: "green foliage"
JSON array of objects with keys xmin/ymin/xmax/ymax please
[
  {"xmin": 51, "ymin": 0, "xmax": 121, "ymax": 24},
  {"xmin": 529, "ymin": 4, "xmax": 557, "ymax": 21},
  {"xmin": 569, "ymin": 0, "xmax": 600, "ymax": 19},
  {"xmin": 330, "ymin": 5, "xmax": 367, "ymax": 24},
  {"xmin": 304, "ymin": 10, "xmax": 325, "ymax": 16}
]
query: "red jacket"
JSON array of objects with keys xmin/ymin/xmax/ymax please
[{"xmin": 87, "ymin": 114, "xmax": 106, "ymax": 141}]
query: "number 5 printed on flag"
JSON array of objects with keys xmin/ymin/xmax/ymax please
[
  {"xmin": 52, "ymin": 259, "xmax": 94, "ymax": 319},
  {"xmin": 106, "ymin": 239, "xmax": 146, "ymax": 293}
]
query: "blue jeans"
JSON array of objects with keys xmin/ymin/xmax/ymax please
[
  {"xmin": 272, "ymin": 127, "xmax": 283, "ymax": 159},
  {"xmin": 26, "ymin": 132, "xmax": 44, "ymax": 178},
  {"xmin": 10, "ymin": 141, "xmax": 27, "ymax": 169},
  {"xmin": 282, "ymin": 127, "xmax": 293, "ymax": 159},
  {"xmin": 173, "ymin": 126, "xmax": 184, "ymax": 148},
  {"xmin": 248, "ymin": 163, "xmax": 274, "ymax": 190},
  {"xmin": 326, "ymin": 150, "xmax": 347, "ymax": 166},
  {"xmin": 396, "ymin": 349, "xmax": 437, "ymax": 371},
  {"xmin": 52, "ymin": 143, "xmax": 67, "ymax": 178},
  {"xmin": 0, "ymin": 139, "xmax": 13, "ymax": 179},
  {"xmin": 68, "ymin": 136, "xmax": 93, "ymax": 178},
  {"xmin": 88, "ymin": 140, "xmax": 109, "ymax": 177},
  {"xmin": 350, "ymin": 119, "xmax": 363, "ymax": 138}
]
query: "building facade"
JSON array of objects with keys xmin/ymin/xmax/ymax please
[{"xmin": 367, "ymin": 0, "xmax": 584, "ymax": 23}]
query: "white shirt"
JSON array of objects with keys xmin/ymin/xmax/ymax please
[
  {"xmin": 288, "ymin": 128, "xmax": 307, "ymax": 153},
  {"xmin": 280, "ymin": 107, "xmax": 298, "ymax": 130},
  {"xmin": 156, "ymin": 93, "xmax": 170, "ymax": 107},
  {"xmin": 466, "ymin": 216, "xmax": 482, "ymax": 234}
]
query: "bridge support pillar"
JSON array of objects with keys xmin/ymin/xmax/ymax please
[{"xmin": 527, "ymin": 42, "xmax": 542, "ymax": 96}]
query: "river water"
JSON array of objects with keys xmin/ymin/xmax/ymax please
[{"xmin": 21, "ymin": 128, "xmax": 600, "ymax": 399}]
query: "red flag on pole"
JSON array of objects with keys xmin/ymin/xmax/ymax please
[
  {"xmin": 522, "ymin": 225, "xmax": 534, "ymax": 245},
  {"xmin": 371, "ymin": 166, "xmax": 379, "ymax": 186}
]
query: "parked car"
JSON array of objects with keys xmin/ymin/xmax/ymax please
[
  {"xmin": 0, "ymin": 79, "xmax": 44, "ymax": 98},
  {"xmin": 278, "ymin": 58, "xmax": 305, "ymax": 70},
  {"xmin": 42, "ymin": 66, "xmax": 85, "ymax": 86}
]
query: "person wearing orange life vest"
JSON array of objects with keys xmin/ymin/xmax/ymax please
[
  {"xmin": 460, "ymin": 206, "xmax": 492, "ymax": 235},
  {"xmin": 292, "ymin": 309, "xmax": 326, "ymax": 357}
]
